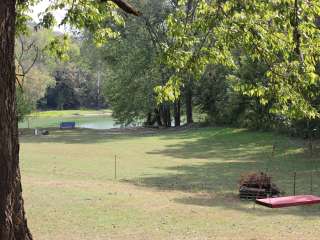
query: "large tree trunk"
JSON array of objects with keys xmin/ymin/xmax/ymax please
[
  {"xmin": 159, "ymin": 103, "xmax": 171, "ymax": 128},
  {"xmin": 316, "ymin": 16, "xmax": 320, "ymax": 28},
  {"xmin": 173, "ymin": 99, "xmax": 181, "ymax": 127},
  {"xmin": 166, "ymin": 104, "xmax": 171, "ymax": 127},
  {"xmin": 0, "ymin": 1, "xmax": 33, "ymax": 239},
  {"xmin": 154, "ymin": 108, "xmax": 162, "ymax": 127},
  {"xmin": 185, "ymin": 87, "xmax": 193, "ymax": 124}
]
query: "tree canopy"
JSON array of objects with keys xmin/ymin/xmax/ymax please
[{"xmin": 161, "ymin": 0, "xmax": 320, "ymax": 121}]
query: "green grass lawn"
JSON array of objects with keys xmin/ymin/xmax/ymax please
[{"xmin": 20, "ymin": 127, "xmax": 320, "ymax": 240}]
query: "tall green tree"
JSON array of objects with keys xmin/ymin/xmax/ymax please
[{"xmin": 101, "ymin": 0, "xmax": 178, "ymax": 127}]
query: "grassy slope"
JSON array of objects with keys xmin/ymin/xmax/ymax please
[{"xmin": 20, "ymin": 127, "xmax": 320, "ymax": 240}]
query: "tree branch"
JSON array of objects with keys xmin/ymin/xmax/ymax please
[
  {"xmin": 101, "ymin": 0, "xmax": 142, "ymax": 16},
  {"xmin": 24, "ymin": 46, "xmax": 39, "ymax": 75}
]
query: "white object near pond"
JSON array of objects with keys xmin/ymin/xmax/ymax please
[{"xmin": 34, "ymin": 129, "xmax": 38, "ymax": 135}]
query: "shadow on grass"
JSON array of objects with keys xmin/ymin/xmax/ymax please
[
  {"xmin": 21, "ymin": 126, "xmax": 320, "ymax": 216},
  {"xmin": 126, "ymin": 127, "xmax": 320, "ymax": 217}
]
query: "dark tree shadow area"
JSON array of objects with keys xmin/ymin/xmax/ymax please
[{"xmin": 126, "ymin": 127, "xmax": 320, "ymax": 217}]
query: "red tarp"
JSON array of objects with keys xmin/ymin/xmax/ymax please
[{"xmin": 256, "ymin": 195, "xmax": 320, "ymax": 208}]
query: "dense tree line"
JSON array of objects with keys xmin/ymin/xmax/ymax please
[
  {"xmin": 89, "ymin": 0, "xmax": 319, "ymax": 138},
  {"xmin": 96, "ymin": 0, "xmax": 319, "ymax": 138},
  {"xmin": 160, "ymin": 0, "xmax": 320, "ymax": 137},
  {"xmin": 16, "ymin": 27, "xmax": 110, "ymax": 116}
]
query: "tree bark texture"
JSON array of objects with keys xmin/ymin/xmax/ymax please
[
  {"xmin": 173, "ymin": 99, "xmax": 181, "ymax": 127},
  {"xmin": 185, "ymin": 87, "xmax": 193, "ymax": 124},
  {"xmin": 154, "ymin": 108, "xmax": 162, "ymax": 126},
  {"xmin": 0, "ymin": 0, "xmax": 33, "ymax": 239},
  {"xmin": 161, "ymin": 103, "xmax": 171, "ymax": 128},
  {"xmin": 104, "ymin": 0, "xmax": 141, "ymax": 16}
]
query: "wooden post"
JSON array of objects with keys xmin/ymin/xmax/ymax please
[
  {"xmin": 293, "ymin": 172, "xmax": 296, "ymax": 196},
  {"xmin": 114, "ymin": 155, "xmax": 117, "ymax": 180},
  {"xmin": 310, "ymin": 171, "xmax": 313, "ymax": 194},
  {"xmin": 309, "ymin": 138, "xmax": 313, "ymax": 157},
  {"xmin": 272, "ymin": 144, "xmax": 275, "ymax": 158}
]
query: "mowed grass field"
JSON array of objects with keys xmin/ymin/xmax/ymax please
[{"xmin": 20, "ymin": 127, "xmax": 320, "ymax": 240}]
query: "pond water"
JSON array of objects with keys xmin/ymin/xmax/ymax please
[
  {"xmin": 78, "ymin": 117, "xmax": 120, "ymax": 129},
  {"xmin": 19, "ymin": 115, "xmax": 120, "ymax": 130}
]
